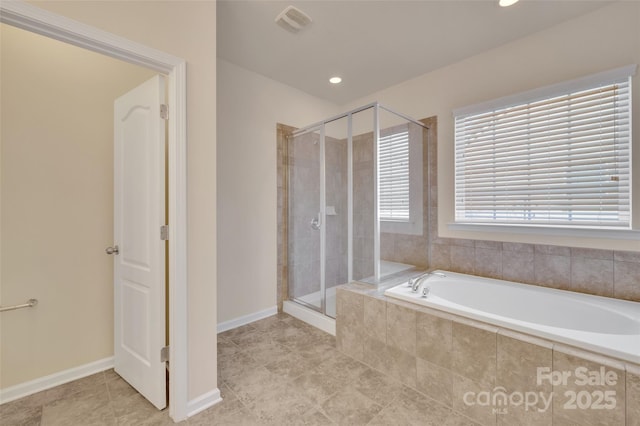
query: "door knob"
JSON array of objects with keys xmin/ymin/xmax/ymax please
[{"xmin": 105, "ymin": 245, "xmax": 119, "ymax": 255}]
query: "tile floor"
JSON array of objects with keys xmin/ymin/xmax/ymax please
[{"xmin": 2, "ymin": 313, "xmax": 480, "ymax": 425}]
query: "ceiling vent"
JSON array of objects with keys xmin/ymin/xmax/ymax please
[{"xmin": 275, "ymin": 6, "xmax": 312, "ymax": 33}]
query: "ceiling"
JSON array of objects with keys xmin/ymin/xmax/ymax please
[{"xmin": 217, "ymin": 0, "xmax": 611, "ymax": 105}]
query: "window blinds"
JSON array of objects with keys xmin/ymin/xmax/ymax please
[
  {"xmin": 454, "ymin": 71, "xmax": 632, "ymax": 228},
  {"xmin": 379, "ymin": 128, "xmax": 410, "ymax": 221}
]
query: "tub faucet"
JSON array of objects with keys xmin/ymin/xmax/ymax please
[{"xmin": 409, "ymin": 272, "xmax": 446, "ymax": 292}]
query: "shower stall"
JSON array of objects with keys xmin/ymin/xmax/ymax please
[{"xmin": 283, "ymin": 103, "xmax": 430, "ymax": 325}]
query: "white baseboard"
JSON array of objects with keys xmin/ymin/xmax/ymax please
[
  {"xmin": 217, "ymin": 306, "xmax": 278, "ymax": 333},
  {"xmin": 283, "ymin": 301, "xmax": 336, "ymax": 336},
  {"xmin": 0, "ymin": 356, "xmax": 114, "ymax": 404},
  {"xmin": 187, "ymin": 388, "xmax": 222, "ymax": 417}
]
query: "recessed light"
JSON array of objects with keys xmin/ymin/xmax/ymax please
[
  {"xmin": 329, "ymin": 77, "xmax": 342, "ymax": 84},
  {"xmin": 499, "ymin": 0, "xmax": 519, "ymax": 6}
]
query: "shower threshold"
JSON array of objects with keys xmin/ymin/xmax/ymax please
[{"xmin": 283, "ymin": 299, "xmax": 336, "ymax": 336}]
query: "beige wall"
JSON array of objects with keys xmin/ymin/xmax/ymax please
[
  {"xmin": 0, "ymin": 24, "xmax": 155, "ymax": 387},
  {"xmin": 344, "ymin": 1, "xmax": 640, "ymax": 251},
  {"xmin": 29, "ymin": 0, "xmax": 218, "ymax": 400},
  {"xmin": 216, "ymin": 59, "xmax": 337, "ymax": 324}
]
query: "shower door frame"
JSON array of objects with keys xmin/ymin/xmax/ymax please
[
  {"xmin": 288, "ymin": 125, "xmax": 327, "ymax": 315},
  {"xmin": 288, "ymin": 102, "xmax": 429, "ymax": 315}
]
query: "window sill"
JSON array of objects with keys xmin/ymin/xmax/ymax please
[{"xmin": 447, "ymin": 222, "xmax": 640, "ymax": 240}]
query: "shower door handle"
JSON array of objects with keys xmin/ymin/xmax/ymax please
[{"xmin": 310, "ymin": 215, "xmax": 321, "ymax": 230}]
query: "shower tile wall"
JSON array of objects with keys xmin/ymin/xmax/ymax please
[
  {"xmin": 325, "ymin": 137, "xmax": 348, "ymax": 289},
  {"xmin": 352, "ymin": 133, "xmax": 375, "ymax": 280}
]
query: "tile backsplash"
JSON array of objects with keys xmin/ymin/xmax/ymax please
[{"xmin": 430, "ymin": 239, "xmax": 640, "ymax": 302}]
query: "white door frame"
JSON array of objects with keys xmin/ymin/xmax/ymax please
[{"xmin": 0, "ymin": 1, "xmax": 189, "ymax": 421}]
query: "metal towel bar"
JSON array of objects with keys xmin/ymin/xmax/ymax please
[{"xmin": 0, "ymin": 299, "xmax": 38, "ymax": 313}]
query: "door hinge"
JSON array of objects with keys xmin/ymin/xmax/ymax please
[
  {"xmin": 160, "ymin": 345, "xmax": 170, "ymax": 363},
  {"xmin": 160, "ymin": 104, "xmax": 169, "ymax": 120},
  {"xmin": 160, "ymin": 225, "xmax": 169, "ymax": 241}
]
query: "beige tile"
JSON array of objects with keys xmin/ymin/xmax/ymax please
[
  {"xmin": 432, "ymin": 243, "xmax": 452, "ymax": 270},
  {"xmin": 218, "ymin": 351, "xmax": 262, "ymax": 383},
  {"xmin": 353, "ymin": 367, "xmax": 403, "ymax": 407},
  {"xmin": 452, "ymin": 322, "xmax": 496, "ymax": 386},
  {"xmin": 363, "ymin": 335, "xmax": 417, "ymax": 388},
  {"xmin": 614, "ymin": 261, "xmax": 640, "ymax": 301},
  {"xmin": 570, "ymin": 257, "xmax": 613, "ymax": 297},
  {"xmin": 452, "ymin": 375, "xmax": 497, "ymax": 426},
  {"xmin": 476, "ymin": 240, "xmax": 502, "ymax": 250},
  {"xmin": 571, "ymin": 247, "xmax": 613, "ymax": 260},
  {"xmin": 263, "ymin": 350, "xmax": 314, "ymax": 380},
  {"xmin": 363, "ymin": 297, "xmax": 386, "ymax": 343},
  {"xmin": 416, "ymin": 311, "xmax": 453, "ymax": 369},
  {"xmin": 299, "ymin": 408, "xmax": 336, "ymax": 425},
  {"xmin": 41, "ymin": 388, "xmax": 115, "ymax": 426},
  {"xmin": 416, "ymin": 357, "xmax": 454, "ymax": 407},
  {"xmin": 496, "ymin": 404, "xmax": 553, "ymax": 426},
  {"xmin": 497, "ymin": 333, "xmax": 552, "ymax": 392},
  {"xmin": 502, "ymin": 242, "xmax": 534, "ymax": 253},
  {"xmin": 502, "ymin": 250, "xmax": 534, "ymax": 283},
  {"xmin": 44, "ymin": 372, "xmax": 107, "ymax": 403},
  {"xmin": 321, "ymin": 387, "xmax": 382, "ymax": 425},
  {"xmin": 535, "ymin": 244, "xmax": 571, "ymax": 256},
  {"xmin": 363, "ymin": 335, "xmax": 390, "ymax": 375},
  {"xmin": 0, "ymin": 397, "xmax": 42, "ymax": 426},
  {"xmin": 316, "ymin": 350, "xmax": 370, "ymax": 385},
  {"xmin": 386, "ymin": 302, "xmax": 417, "ymax": 356},
  {"xmin": 475, "ymin": 248, "xmax": 502, "ymax": 279},
  {"xmin": 496, "ymin": 334, "xmax": 553, "ymax": 426},
  {"xmin": 442, "ymin": 412, "xmax": 483, "ymax": 425},
  {"xmin": 219, "ymin": 323, "xmax": 257, "ymax": 343},
  {"xmin": 450, "ymin": 238, "xmax": 476, "ymax": 248},
  {"xmin": 112, "ymin": 394, "xmax": 172, "ymax": 425},
  {"xmin": 336, "ymin": 288, "xmax": 364, "ymax": 361},
  {"xmin": 451, "ymin": 245, "xmax": 476, "ymax": 274},
  {"xmin": 189, "ymin": 405, "xmax": 258, "ymax": 426},
  {"xmin": 368, "ymin": 386, "xmax": 451, "ymax": 426},
  {"xmin": 627, "ymin": 371, "xmax": 640, "ymax": 426},
  {"xmin": 551, "ymin": 351, "xmax": 625, "ymax": 426},
  {"xmin": 295, "ymin": 341, "xmax": 340, "ymax": 366},
  {"xmin": 224, "ymin": 364, "xmax": 287, "ymax": 404},
  {"xmin": 106, "ymin": 375, "xmax": 138, "ymax": 400},
  {"xmin": 244, "ymin": 380, "xmax": 316, "ymax": 425},
  {"xmin": 534, "ymin": 253, "xmax": 571, "ymax": 289},
  {"xmin": 242, "ymin": 339, "xmax": 291, "ymax": 365},
  {"xmin": 110, "ymin": 391, "xmax": 158, "ymax": 419},
  {"xmin": 217, "ymin": 337, "xmax": 241, "ymax": 358},
  {"xmin": 614, "ymin": 250, "xmax": 640, "ymax": 263},
  {"xmin": 291, "ymin": 368, "xmax": 348, "ymax": 405}
]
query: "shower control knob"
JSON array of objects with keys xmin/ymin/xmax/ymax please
[
  {"xmin": 105, "ymin": 245, "xmax": 120, "ymax": 255},
  {"xmin": 310, "ymin": 216, "xmax": 321, "ymax": 230}
]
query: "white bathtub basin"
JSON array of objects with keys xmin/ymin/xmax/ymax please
[{"xmin": 384, "ymin": 271, "xmax": 640, "ymax": 364}]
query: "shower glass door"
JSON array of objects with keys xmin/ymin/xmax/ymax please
[{"xmin": 288, "ymin": 127, "xmax": 324, "ymax": 313}]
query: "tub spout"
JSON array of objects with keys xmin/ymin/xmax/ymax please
[{"xmin": 409, "ymin": 271, "xmax": 446, "ymax": 292}]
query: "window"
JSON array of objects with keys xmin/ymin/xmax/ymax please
[
  {"xmin": 454, "ymin": 65, "xmax": 635, "ymax": 229},
  {"xmin": 379, "ymin": 127, "xmax": 410, "ymax": 221},
  {"xmin": 378, "ymin": 123, "xmax": 423, "ymax": 235}
]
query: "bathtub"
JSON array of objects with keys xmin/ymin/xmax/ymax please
[{"xmin": 384, "ymin": 271, "xmax": 640, "ymax": 364}]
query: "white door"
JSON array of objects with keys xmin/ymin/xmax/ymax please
[{"xmin": 112, "ymin": 75, "xmax": 167, "ymax": 409}]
